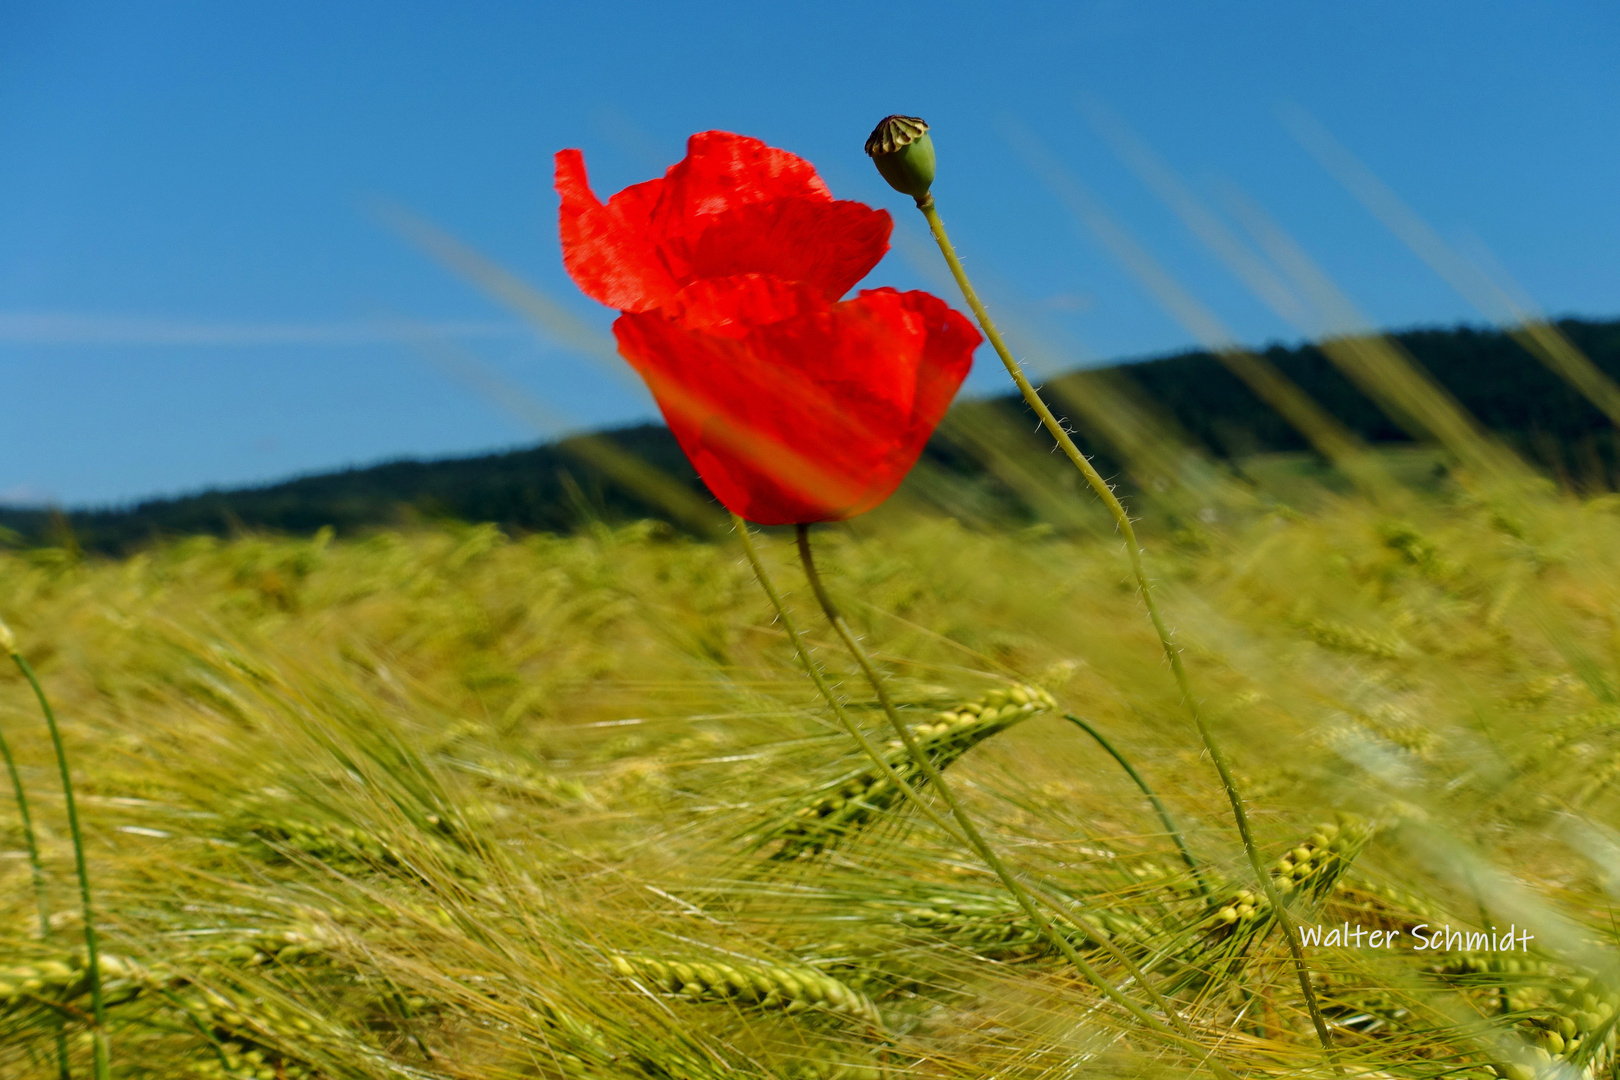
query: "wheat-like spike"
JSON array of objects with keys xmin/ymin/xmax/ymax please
[
  {"xmin": 1428, "ymin": 953, "xmax": 1559, "ymax": 981},
  {"xmin": 898, "ymin": 890, "xmax": 1045, "ymax": 953},
  {"xmin": 1306, "ymin": 971, "xmax": 1412, "ymax": 1038},
  {"xmin": 225, "ymin": 810, "xmax": 486, "ymax": 886},
  {"xmin": 1211, "ymin": 815, "xmax": 1374, "ymax": 921},
  {"xmin": 181, "ymin": 994, "xmax": 326, "ymax": 1080},
  {"xmin": 187, "ymin": 1033, "xmax": 322, "ymax": 1080},
  {"xmin": 1574, "ymin": 748, "xmax": 1620, "ymax": 807},
  {"xmin": 1331, "ymin": 872, "xmax": 1448, "ymax": 926},
  {"xmin": 1517, "ymin": 713, "xmax": 1602, "ymax": 764},
  {"xmin": 1429, "ymin": 963, "xmax": 1620, "ymax": 1079},
  {"xmin": 1542, "ymin": 977, "xmax": 1620, "ymax": 1076},
  {"xmin": 0, "ymin": 923, "xmax": 393, "ymax": 1080},
  {"xmin": 1148, "ymin": 816, "xmax": 1375, "ymax": 990},
  {"xmin": 892, "ymin": 886, "xmax": 1150, "ymax": 959},
  {"xmin": 0, "ymin": 921, "xmax": 344, "ymax": 1017},
  {"xmin": 609, "ymin": 952, "xmax": 882, "ymax": 1027},
  {"xmin": 441, "ymin": 754, "xmax": 593, "ymax": 805},
  {"xmin": 193, "ymin": 922, "xmax": 343, "ymax": 970},
  {"xmin": 0, "ymin": 952, "xmax": 329, "ymax": 1079},
  {"xmin": 1300, "ymin": 618, "xmax": 1407, "ymax": 660},
  {"xmin": 763, "ymin": 685, "xmax": 1056, "ymax": 861},
  {"xmin": 775, "ymin": 1048, "xmax": 884, "ymax": 1080},
  {"xmin": 0, "ymin": 951, "xmax": 172, "ymax": 1018},
  {"xmin": 237, "ymin": 815, "xmax": 397, "ymax": 867}
]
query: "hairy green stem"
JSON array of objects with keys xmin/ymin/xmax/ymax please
[
  {"xmin": 793, "ymin": 524, "xmax": 1240, "ymax": 1076},
  {"xmin": 13, "ymin": 652, "xmax": 110, "ymax": 1080},
  {"xmin": 732, "ymin": 514, "xmax": 974, "ymax": 850},
  {"xmin": 1063, "ymin": 713, "xmax": 1209, "ymax": 899},
  {"xmin": 917, "ymin": 193, "xmax": 1335, "ymax": 1057}
]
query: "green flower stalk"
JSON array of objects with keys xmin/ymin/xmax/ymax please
[
  {"xmin": 0, "ymin": 622, "xmax": 49, "ymax": 934},
  {"xmin": 872, "ymin": 116, "xmax": 1338, "ymax": 1061},
  {"xmin": 0, "ymin": 616, "xmax": 71, "ymax": 1079},
  {"xmin": 4, "ymin": 618, "xmax": 111, "ymax": 1079},
  {"xmin": 792, "ymin": 523, "xmax": 1240, "ymax": 1079},
  {"xmin": 732, "ymin": 517, "xmax": 1233, "ymax": 1078}
]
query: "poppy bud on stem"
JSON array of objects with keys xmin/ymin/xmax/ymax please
[
  {"xmin": 864, "ymin": 115, "xmax": 935, "ymax": 203},
  {"xmin": 874, "ymin": 114, "xmax": 1339, "ymax": 1070}
]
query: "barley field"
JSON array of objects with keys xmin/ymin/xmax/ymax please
[{"xmin": 2, "ymin": 434, "xmax": 1619, "ymax": 1080}]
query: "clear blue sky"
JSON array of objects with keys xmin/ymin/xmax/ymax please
[{"xmin": 3, "ymin": 1, "xmax": 1616, "ymax": 507}]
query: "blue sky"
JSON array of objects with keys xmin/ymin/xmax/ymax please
[{"xmin": 3, "ymin": 1, "xmax": 1617, "ymax": 506}]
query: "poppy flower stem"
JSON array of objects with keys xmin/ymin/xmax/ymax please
[
  {"xmin": 10, "ymin": 649, "xmax": 112, "ymax": 1080},
  {"xmin": 731, "ymin": 514, "xmax": 973, "ymax": 850},
  {"xmin": 792, "ymin": 523, "xmax": 1243, "ymax": 1079},
  {"xmin": 735, "ymin": 517, "xmax": 1224, "ymax": 1067},
  {"xmin": 914, "ymin": 194, "xmax": 1338, "ymax": 1062}
]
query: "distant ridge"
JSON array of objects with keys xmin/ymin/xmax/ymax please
[{"xmin": 4, "ymin": 317, "xmax": 1618, "ymax": 553}]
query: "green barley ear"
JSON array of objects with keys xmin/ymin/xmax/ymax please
[
  {"xmin": 1427, "ymin": 962, "xmax": 1618, "ymax": 1075},
  {"xmin": 762, "ymin": 684, "xmax": 1055, "ymax": 861},
  {"xmin": 897, "ymin": 885, "xmax": 1149, "ymax": 959},
  {"xmin": 1546, "ymin": 977, "xmax": 1620, "ymax": 1073},
  {"xmin": 1188, "ymin": 816, "xmax": 1376, "ymax": 988},
  {"xmin": 1266, "ymin": 814, "xmax": 1375, "ymax": 903},
  {"xmin": 609, "ymin": 952, "xmax": 882, "ymax": 1027},
  {"xmin": 893, "ymin": 683, "xmax": 1060, "ymax": 770}
]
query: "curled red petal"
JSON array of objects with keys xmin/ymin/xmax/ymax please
[
  {"xmin": 555, "ymin": 149, "xmax": 679, "ymax": 313},
  {"xmin": 613, "ymin": 288, "xmax": 981, "ymax": 525}
]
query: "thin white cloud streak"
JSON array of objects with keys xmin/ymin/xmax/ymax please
[
  {"xmin": 0, "ymin": 313, "xmax": 531, "ymax": 346},
  {"xmin": 0, "ymin": 484, "xmax": 56, "ymax": 508}
]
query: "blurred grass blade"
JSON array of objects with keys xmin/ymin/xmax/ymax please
[
  {"xmin": 1280, "ymin": 103, "xmax": 1620, "ymax": 431},
  {"xmin": 1217, "ymin": 180, "xmax": 1533, "ymax": 486},
  {"xmin": 1004, "ymin": 117, "xmax": 1386, "ymax": 495},
  {"xmin": 399, "ymin": 321, "xmax": 726, "ymax": 536}
]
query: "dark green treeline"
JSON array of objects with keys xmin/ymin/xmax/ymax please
[{"xmin": 4, "ymin": 318, "xmax": 1618, "ymax": 553}]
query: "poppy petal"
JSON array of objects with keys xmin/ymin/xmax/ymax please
[
  {"xmin": 650, "ymin": 130, "xmax": 831, "ymax": 225},
  {"xmin": 665, "ymin": 274, "xmax": 820, "ymax": 338},
  {"xmin": 555, "ymin": 149, "xmax": 680, "ymax": 313},
  {"xmin": 668, "ymin": 197, "xmax": 891, "ymax": 304},
  {"xmin": 613, "ymin": 288, "xmax": 980, "ymax": 525},
  {"xmin": 557, "ymin": 134, "xmax": 891, "ymax": 311}
]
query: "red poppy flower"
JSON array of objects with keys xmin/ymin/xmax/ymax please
[{"xmin": 556, "ymin": 130, "xmax": 980, "ymax": 525}]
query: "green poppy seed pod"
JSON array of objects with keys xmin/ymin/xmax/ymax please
[{"xmin": 865, "ymin": 115, "xmax": 935, "ymax": 200}]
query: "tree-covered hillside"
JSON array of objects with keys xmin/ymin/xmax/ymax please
[{"xmin": 5, "ymin": 317, "xmax": 1617, "ymax": 552}]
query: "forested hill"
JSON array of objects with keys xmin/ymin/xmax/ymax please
[{"xmin": 5, "ymin": 317, "xmax": 1619, "ymax": 553}]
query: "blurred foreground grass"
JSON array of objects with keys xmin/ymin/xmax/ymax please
[{"xmin": 3, "ymin": 456, "xmax": 1620, "ymax": 1079}]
